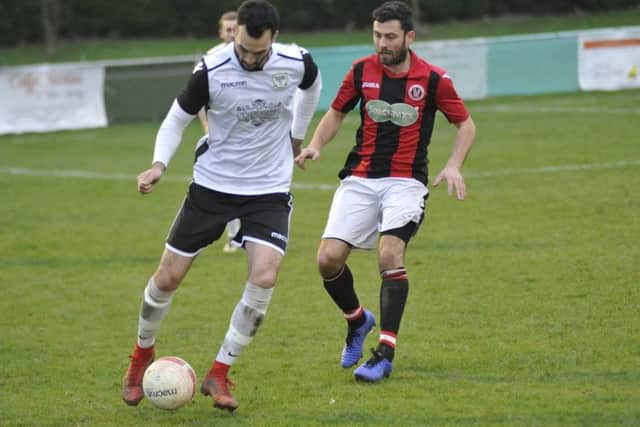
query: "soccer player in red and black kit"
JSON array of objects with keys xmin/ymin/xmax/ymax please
[{"xmin": 295, "ymin": 0, "xmax": 476, "ymax": 382}]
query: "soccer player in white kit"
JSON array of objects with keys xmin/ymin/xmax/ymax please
[{"xmin": 122, "ymin": 0, "xmax": 321, "ymax": 412}]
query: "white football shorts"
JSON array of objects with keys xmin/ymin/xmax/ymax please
[{"xmin": 322, "ymin": 176, "xmax": 428, "ymax": 249}]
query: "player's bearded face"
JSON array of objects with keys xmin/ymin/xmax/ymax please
[
  {"xmin": 373, "ymin": 20, "xmax": 413, "ymax": 67},
  {"xmin": 234, "ymin": 25, "xmax": 275, "ymax": 71},
  {"xmin": 377, "ymin": 37, "xmax": 408, "ymax": 66}
]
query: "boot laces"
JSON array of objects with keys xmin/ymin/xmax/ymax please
[
  {"xmin": 214, "ymin": 375, "xmax": 236, "ymax": 394},
  {"xmin": 126, "ymin": 352, "xmax": 152, "ymax": 384},
  {"xmin": 364, "ymin": 348, "xmax": 385, "ymax": 367}
]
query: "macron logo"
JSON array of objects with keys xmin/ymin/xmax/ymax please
[
  {"xmin": 270, "ymin": 232, "xmax": 288, "ymax": 243},
  {"xmin": 362, "ymin": 82, "xmax": 380, "ymax": 89},
  {"xmin": 221, "ymin": 81, "xmax": 248, "ymax": 89}
]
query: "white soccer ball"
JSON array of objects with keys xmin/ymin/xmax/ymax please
[{"xmin": 142, "ymin": 356, "xmax": 197, "ymax": 410}]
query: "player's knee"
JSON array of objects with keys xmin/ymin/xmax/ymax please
[
  {"xmin": 317, "ymin": 249, "xmax": 344, "ymax": 279},
  {"xmin": 248, "ymin": 270, "xmax": 277, "ymax": 288},
  {"xmin": 378, "ymin": 247, "xmax": 403, "ymax": 272},
  {"xmin": 153, "ymin": 266, "xmax": 183, "ymax": 290}
]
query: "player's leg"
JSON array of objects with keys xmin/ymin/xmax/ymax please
[
  {"xmin": 319, "ymin": 178, "xmax": 379, "ymax": 367},
  {"xmin": 354, "ymin": 179, "xmax": 427, "ymax": 382},
  {"xmin": 123, "ymin": 250, "xmax": 195, "ymax": 405},
  {"xmin": 201, "ymin": 243, "xmax": 281, "ymax": 411},
  {"xmin": 201, "ymin": 192, "xmax": 290, "ymax": 411},
  {"xmin": 222, "ymin": 242, "xmax": 280, "ymax": 366},
  {"xmin": 137, "ymin": 250, "xmax": 195, "ymax": 347},
  {"xmin": 377, "ymin": 234, "xmax": 410, "ymax": 359},
  {"xmin": 123, "ymin": 182, "xmax": 227, "ymax": 405},
  {"xmin": 354, "ymin": 234, "xmax": 408, "ymax": 382},
  {"xmin": 318, "ymin": 238, "xmax": 375, "ymax": 367}
]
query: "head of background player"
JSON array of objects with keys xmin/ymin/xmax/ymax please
[{"xmin": 218, "ymin": 11, "xmax": 238, "ymax": 44}]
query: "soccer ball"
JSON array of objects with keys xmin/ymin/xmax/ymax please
[{"xmin": 142, "ymin": 356, "xmax": 197, "ymax": 410}]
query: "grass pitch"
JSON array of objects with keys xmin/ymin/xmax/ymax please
[{"xmin": 1, "ymin": 89, "xmax": 639, "ymax": 426}]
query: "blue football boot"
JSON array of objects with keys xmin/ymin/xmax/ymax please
[
  {"xmin": 340, "ymin": 309, "xmax": 376, "ymax": 368},
  {"xmin": 354, "ymin": 349, "xmax": 393, "ymax": 382}
]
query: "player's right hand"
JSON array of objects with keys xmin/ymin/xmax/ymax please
[
  {"xmin": 137, "ymin": 163, "xmax": 165, "ymax": 194},
  {"xmin": 294, "ymin": 147, "xmax": 320, "ymax": 170}
]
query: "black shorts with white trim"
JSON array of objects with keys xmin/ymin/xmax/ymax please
[{"xmin": 166, "ymin": 182, "xmax": 293, "ymax": 255}]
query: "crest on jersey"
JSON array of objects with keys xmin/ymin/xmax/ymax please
[
  {"xmin": 272, "ymin": 73, "xmax": 288, "ymax": 89},
  {"xmin": 407, "ymin": 84, "xmax": 425, "ymax": 101},
  {"xmin": 365, "ymin": 100, "xmax": 418, "ymax": 127}
]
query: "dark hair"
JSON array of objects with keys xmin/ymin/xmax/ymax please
[
  {"xmin": 237, "ymin": 0, "xmax": 280, "ymax": 38},
  {"xmin": 372, "ymin": 1, "xmax": 414, "ymax": 33}
]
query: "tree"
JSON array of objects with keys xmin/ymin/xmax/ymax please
[{"xmin": 42, "ymin": 0, "xmax": 62, "ymax": 55}]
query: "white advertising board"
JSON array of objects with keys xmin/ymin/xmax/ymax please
[
  {"xmin": 578, "ymin": 30, "xmax": 640, "ymax": 91},
  {"xmin": 412, "ymin": 38, "xmax": 488, "ymax": 100},
  {"xmin": 0, "ymin": 63, "xmax": 107, "ymax": 134}
]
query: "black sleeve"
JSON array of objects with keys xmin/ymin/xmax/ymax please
[
  {"xmin": 176, "ymin": 59, "xmax": 210, "ymax": 115},
  {"xmin": 298, "ymin": 52, "xmax": 319, "ymax": 90}
]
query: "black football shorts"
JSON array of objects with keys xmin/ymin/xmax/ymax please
[{"xmin": 166, "ymin": 182, "xmax": 293, "ymax": 256}]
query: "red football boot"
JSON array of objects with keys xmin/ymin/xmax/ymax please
[
  {"xmin": 200, "ymin": 362, "xmax": 238, "ymax": 412},
  {"xmin": 122, "ymin": 344, "xmax": 155, "ymax": 406}
]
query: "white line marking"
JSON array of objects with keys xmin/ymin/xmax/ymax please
[
  {"xmin": 0, "ymin": 160, "xmax": 638, "ymax": 190},
  {"xmin": 465, "ymin": 160, "xmax": 640, "ymax": 178},
  {"xmin": 473, "ymin": 105, "xmax": 640, "ymax": 114}
]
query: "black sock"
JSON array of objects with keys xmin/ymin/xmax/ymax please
[
  {"xmin": 323, "ymin": 265, "xmax": 364, "ymax": 328},
  {"xmin": 378, "ymin": 268, "xmax": 409, "ymax": 362},
  {"xmin": 376, "ymin": 342, "xmax": 395, "ymax": 361}
]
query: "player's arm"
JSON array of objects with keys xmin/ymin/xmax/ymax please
[
  {"xmin": 138, "ymin": 61, "xmax": 209, "ymax": 194},
  {"xmin": 294, "ymin": 107, "xmax": 346, "ymax": 169},
  {"xmin": 431, "ymin": 73, "xmax": 476, "ymax": 200},
  {"xmin": 432, "ymin": 116, "xmax": 476, "ymax": 200},
  {"xmin": 290, "ymin": 51, "xmax": 322, "ymax": 159}
]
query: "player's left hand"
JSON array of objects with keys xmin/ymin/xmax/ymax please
[
  {"xmin": 294, "ymin": 147, "xmax": 320, "ymax": 170},
  {"xmin": 137, "ymin": 163, "xmax": 165, "ymax": 194},
  {"xmin": 433, "ymin": 166, "xmax": 466, "ymax": 200}
]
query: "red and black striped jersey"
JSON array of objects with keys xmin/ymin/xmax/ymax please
[{"xmin": 331, "ymin": 50, "xmax": 469, "ymax": 184}]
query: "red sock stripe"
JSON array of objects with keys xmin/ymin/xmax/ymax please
[
  {"xmin": 134, "ymin": 343, "xmax": 155, "ymax": 355},
  {"xmin": 379, "ymin": 331, "xmax": 397, "ymax": 348},
  {"xmin": 211, "ymin": 361, "xmax": 230, "ymax": 378},
  {"xmin": 382, "ymin": 269, "xmax": 408, "ymax": 281},
  {"xmin": 344, "ymin": 305, "xmax": 364, "ymax": 320}
]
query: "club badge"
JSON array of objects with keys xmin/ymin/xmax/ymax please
[
  {"xmin": 408, "ymin": 84, "xmax": 425, "ymax": 101},
  {"xmin": 272, "ymin": 73, "xmax": 289, "ymax": 89}
]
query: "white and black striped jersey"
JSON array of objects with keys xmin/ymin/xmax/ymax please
[{"xmin": 177, "ymin": 42, "xmax": 319, "ymax": 195}]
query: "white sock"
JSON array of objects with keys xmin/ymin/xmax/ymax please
[
  {"xmin": 226, "ymin": 218, "xmax": 241, "ymax": 238},
  {"xmin": 137, "ymin": 277, "xmax": 175, "ymax": 348},
  {"xmin": 216, "ymin": 282, "xmax": 273, "ymax": 365}
]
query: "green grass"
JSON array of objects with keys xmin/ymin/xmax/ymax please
[
  {"xmin": 1, "ymin": 89, "xmax": 639, "ymax": 426},
  {"xmin": 1, "ymin": 8, "xmax": 639, "ymax": 65}
]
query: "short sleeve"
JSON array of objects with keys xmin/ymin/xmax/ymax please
[
  {"xmin": 176, "ymin": 59, "xmax": 210, "ymax": 115},
  {"xmin": 298, "ymin": 52, "xmax": 319, "ymax": 90},
  {"xmin": 331, "ymin": 62, "xmax": 363, "ymax": 113},
  {"xmin": 435, "ymin": 74, "xmax": 469, "ymax": 124}
]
